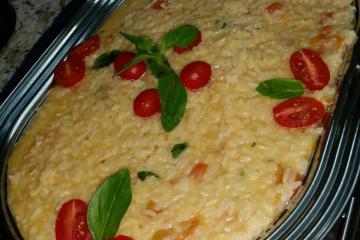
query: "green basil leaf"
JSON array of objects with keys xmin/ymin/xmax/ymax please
[
  {"xmin": 147, "ymin": 58, "xmax": 187, "ymax": 132},
  {"xmin": 92, "ymin": 50, "xmax": 120, "ymax": 69},
  {"xmin": 88, "ymin": 169, "xmax": 132, "ymax": 240},
  {"xmin": 146, "ymin": 55, "xmax": 169, "ymax": 76},
  {"xmin": 171, "ymin": 143, "xmax": 188, "ymax": 158},
  {"xmin": 256, "ymin": 78, "xmax": 305, "ymax": 99},
  {"xmin": 137, "ymin": 171, "xmax": 160, "ymax": 181},
  {"xmin": 161, "ymin": 25, "xmax": 199, "ymax": 51},
  {"xmin": 116, "ymin": 53, "xmax": 154, "ymax": 74},
  {"xmin": 215, "ymin": 20, "xmax": 227, "ymax": 29},
  {"xmin": 158, "ymin": 68, "xmax": 187, "ymax": 132},
  {"xmin": 120, "ymin": 32, "xmax": 157, "ymax": 53}
]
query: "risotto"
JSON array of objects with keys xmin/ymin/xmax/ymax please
[{"xmin": 7, "ymin": 0, "xmax": 356, "ymax": 239}]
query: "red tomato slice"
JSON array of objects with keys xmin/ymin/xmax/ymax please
[
  {"xmin": 108, "ymin": 235, "xmax": 134, "ymax": 240},
  {"xmin": 290, "ymin": 48, "xmax": 330, "ymax": 91},
  {"xmin": 68, "ymin": 35, "xmax": 100, "ymax": 60},
  {"xmin": 180, "ymin": 61, "xmax": 211, "ymax": 91},
  {"xmin": 173, "ymin": 31, "xmax": 202, "ymax": 54},
  {"xmin": 152, "ymin": 0, "xmax": 167, "ymax": 9},
  {"xmin": 54, "ymin": 58, "xmax": 85, "ymax": 87},
  {"xmin": 114, "ymin": 52, "xmax": 147, "ymax": 80},
  {"xmin": 273, "ymin": 97, "xmax": 325, "ymax": 128},
  {"xmin": 133, "ymin": 88, "xmax": 161, "ymax": 118},
  {"xmin": 55, "ymin": 199, "xmax": 92, "ymax": 240}
]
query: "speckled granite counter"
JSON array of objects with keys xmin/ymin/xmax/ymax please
[{"xmin": 0, "ymin": 0, "xmax": 70, "ymax": 90}]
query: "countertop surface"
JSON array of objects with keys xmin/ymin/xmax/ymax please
[
  {"xmin": 0, "ymin": 0, "xmax": 70, "ymax": 91},
  {"xmin": 0, "ymin": 1, "xmax": 352, "ymax": 239}
]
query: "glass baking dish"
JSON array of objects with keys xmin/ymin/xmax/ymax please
[{"xmin": 0, "ymin": 0, "xmax": 359, "ymax": 239}]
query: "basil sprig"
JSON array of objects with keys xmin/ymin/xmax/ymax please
[
  {"xmin": 137, "ymin": 171, "xmax": 160, "ymax": 181},
  {"xmin": 171, "ymin": 142, "xmax": 188, "ymax": 158},
  {"xmin": 120, "ymin": 25, "xmax": 199, "ymax": 132},
  {"xmin": 88, "ymin": 169, "xmax": 132, "ymax": 240},
  {"xmin": 92, "ymin": 50, "xmax": 120, "ymax": 69},
  {"xmin": 256, "ymin": 78, "xmax": 305, "ymax": 99}
]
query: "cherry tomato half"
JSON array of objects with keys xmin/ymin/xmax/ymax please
[
  {"xmin": 55, "ymin": 199, "xmax": 92, "ymax": 240},
  {"xmin": 273, "ymin": 97, "xmax": 325, "ymax": 128},
  {"xmin": 133, "ymin": 89, "xmax": 161, "ymax": 118},
  {"xmin": 68, "ymin": 35, "xmax": 100, "ymax": 60},
  {"xmin": 173, "ymin": 31, "xmax": 202, "ymax": 54},
  {"xmin": 180, "ymin": 61, "xmax": 212, "ymax": 91},
  {"xmin": 108, "ymin": 235, "xmax": 134, "ymax": 240},
  {"xmin": 54, "ymin": 58, "xmax": 85, "ymax": 87},
  {"xmin": 114, "ymin": 52, "xmax": 147, "ymax": 80},
  {"xmin": 290, "ymin": 48, "xmax": 330, "ymax": 91},
  {"xmin": 152, "ymin": 0, "xmax": 167, "ymax": 10}
]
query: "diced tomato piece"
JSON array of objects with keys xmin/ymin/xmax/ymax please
[
  {"xmin": 265, "ymin": 2, "xmax": 284, "ymax": 14},
  {"xmin": 319, "ymin": 11, "xmax": 333, "ymax": 24},
  {"xmin": 190, "ymin": 163, "xmax": 208, "ymax": 180},
  {"xmin": 320, "ymin": 25, "xmax": 333, "ymax": 36},
  {"xmin": 152, "ymin": 0, "xmax": 167, "ymax": 10}
]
